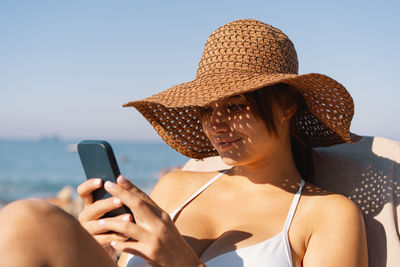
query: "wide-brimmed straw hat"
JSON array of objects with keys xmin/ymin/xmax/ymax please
[{"xmin": 123, "ymin": 19, "xmax": 362, "ymax": 159}]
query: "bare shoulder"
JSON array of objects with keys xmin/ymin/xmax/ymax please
[
  {"xmin": 300, "ymin": 183, "xmax": 368, "ymax": 266},
  {"xmin": 308, "ymin": 185, "xmax": 361, "ymax": 220},
  {"xmin": 149, "ymin": 170, "xmax": 220, "ymax": 213},
  {"xmin": 301, "ymin": 183, "xmax": 363, "ymax": 229}
]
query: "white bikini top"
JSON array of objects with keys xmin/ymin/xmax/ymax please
[{"xmin": 126, "ymin": 171, "xmax": 305, "ymax": 267}]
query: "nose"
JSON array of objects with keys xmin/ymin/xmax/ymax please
[{"xmin": 208, "ymin": 110, "xmax": 229, "ymax": 134}]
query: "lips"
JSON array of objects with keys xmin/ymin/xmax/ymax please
[{"xmin": 215, "ymin": 138, "xmax": 242, "ymax": 149}]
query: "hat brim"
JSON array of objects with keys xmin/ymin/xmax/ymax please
[{"xmin": 124, "ymin": 71, "xmax": 362, "ymax": 159}]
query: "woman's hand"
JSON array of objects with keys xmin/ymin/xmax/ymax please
[
  {"xmin": 99, "ymin": 175, "xmax": 204, "ymax": 267},
  {"xmin": 77, "ymin": 178, "xmax": 133, "ymax": 259}
]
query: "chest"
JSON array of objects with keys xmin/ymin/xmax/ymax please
[{"xmin": 170, "ymin": 188, "xmax": 308, "ymax": 263}]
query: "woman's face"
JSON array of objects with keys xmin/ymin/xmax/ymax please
[{"xmin": 201, "ymin": 95, "xmax": 287, "ymax": 167}]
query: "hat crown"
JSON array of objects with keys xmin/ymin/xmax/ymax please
[{"xmin": 196, "ymin": 19, "xmax": 299, "ymax": 78}]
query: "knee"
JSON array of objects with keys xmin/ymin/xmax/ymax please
[
  {"xmin": 0, "ymin": 199, "xmax": 74, "ymax": 231},
  {"xmin": 1, "ymin": 198, "xmax": 59, "ymax": 218}
]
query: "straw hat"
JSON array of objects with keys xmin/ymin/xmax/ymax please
[{"xmin": 123, "ymin": 19, "xmax": 362, "ymax": 159}]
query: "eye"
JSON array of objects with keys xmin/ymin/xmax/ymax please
[
  {"xmin": 202, "ymin": 106, "xmax": 213, "ymax": 116},
  {"xmin": 227, "ymin": 103, "xmax": 247, "ymax": 113}
]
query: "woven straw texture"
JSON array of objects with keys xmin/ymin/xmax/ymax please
[{"xmin": 124, "ymin": 19, "xmax": 362, "ymax": 159}]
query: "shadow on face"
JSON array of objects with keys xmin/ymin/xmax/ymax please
[{"xmin": 200, "ymin": 95, "xmax": 291, "ymax": 167}]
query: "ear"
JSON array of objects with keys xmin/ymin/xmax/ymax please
[{"xmin": 282, "ymin": 103, "xmax": 297, "ymax": 121}]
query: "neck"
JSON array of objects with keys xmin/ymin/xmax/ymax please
[{"xmin": 226, "ymin": 140, "xmax": 301, "ymax": 187}]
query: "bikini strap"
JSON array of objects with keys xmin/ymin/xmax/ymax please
[
  {"xmin": 169, "ymin": 168, "xmax": 231, "ymax": 221},
  {"xmin": 283, "ymin": 178, "xmax": 305, "ymax": 232}
]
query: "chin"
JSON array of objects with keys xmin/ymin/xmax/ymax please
[{"xmin": 219, "ymin": 153, "xmax": 248, "ymax": 167}]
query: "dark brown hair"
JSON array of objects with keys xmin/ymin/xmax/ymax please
[{"xmin": 244, "ymin": 83, "xmax": 315, "ymax": 182}]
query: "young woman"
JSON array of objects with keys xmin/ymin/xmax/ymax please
[{"xmin": 0, "ymin": 19, "xmax": 368, "ymax": 267}]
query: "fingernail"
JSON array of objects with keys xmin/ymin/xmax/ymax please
[
  {"xmin": 104, "ymin": 181, "xmax": 115, "ymax": 190},
  {"xmin": 118, "ymin": 175, "xmax": 128, "ymax": 184},
  {"xmin": 99, "ymin": 219, "xmax": 105, "ymax": 225},
  {"xmin": 110, "ymin": 240, "xmax": 117, "ymax": 247},
  {"xmin": 113, "ymin": 198, "xmax": 121, "ymax": 205},
  {"xmin": 93, "ymin": 179, "xmax": 101, "ymax": 186},
  {"xmin": 122, "ymin": 214, "xmax": 131, "ymax": 221}
]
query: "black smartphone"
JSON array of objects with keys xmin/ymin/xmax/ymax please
[{"xmin": 77, "ymin": 140, "xmax": 133, "ymax": 219}]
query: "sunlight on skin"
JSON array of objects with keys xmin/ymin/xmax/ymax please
[{"xmin": 200, "ymin": 95, "xmax": 288, "ymax": 168}]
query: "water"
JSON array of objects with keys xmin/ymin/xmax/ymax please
[{"xmin": 0, "ymin": 140, "xmax": 189, "ymax": 205}]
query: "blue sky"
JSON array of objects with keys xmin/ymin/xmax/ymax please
[{"xmin": 1, "ymin": 0, "xmax": 399, "ymax": 142}]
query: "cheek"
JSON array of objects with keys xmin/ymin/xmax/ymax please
[
  {"xmin": 231, "ymin": 113, "xmax": 259, "ymax": 132},
  {"xmin": 245, "ymin": 120, "xmax": 272, "ymax": 144},
  {"xmin": 228, "ymin": 113, "xmax": 246, "ymax": 129},
  {"xmin": 201, "ymin": 120, "xmax": 211, "ymax": 137}
]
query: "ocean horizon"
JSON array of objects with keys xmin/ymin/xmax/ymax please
[{"xmin": 0, "ymin": 139, "xmax": 189, "ymax": 206}]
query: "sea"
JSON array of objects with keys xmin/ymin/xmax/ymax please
[{"xmin": 0, "ymin": 139, "xmax": 189, "ymax": 207}]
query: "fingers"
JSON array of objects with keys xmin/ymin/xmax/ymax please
[
  {"xmin": 83, "ymin": 213, "xmax": 132, "ymax": 235},
  {"xmin": 77, "ymin": 178, "xmax": 103, "ymax": 205},
  {"xmin": 78, "ymin": 196, "xmax": 123, "ymax": 222},
  {"xmin": 104, "ymin": 180, "xmax": 164, "ymax": 224},
  {"xmin": 110, "ymin": 239, "xmax": 149, "ymax": 260},
  {"xmin": 77, "ymin": 175, "xmax": 132, "ymax": 206},
  {"xmin": 80, "ymin": 213, "xmax": 134, "ymax": 248},
  {"xmin": 95, "ymin": 214, "xmax": 147, "ymax": 242},
  {"xmin": 94, "ymin": 232, "xmax": 130, "ymax": 246},
  {"xmin": 116, "ymin": 175, "xmax": 135, "ymax": 190},
  {"xmin": 116, "ymin": 176, "xmax": 150, "ymax": 204}
]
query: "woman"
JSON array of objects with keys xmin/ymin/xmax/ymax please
[{"xmin": 0, "ymin": 19, "xmax": 368, "ymax": 266}]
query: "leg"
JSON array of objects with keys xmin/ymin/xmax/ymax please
[{"xmin": 0, "ymin": 199, "xmax": 117, "ymax": 267}]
